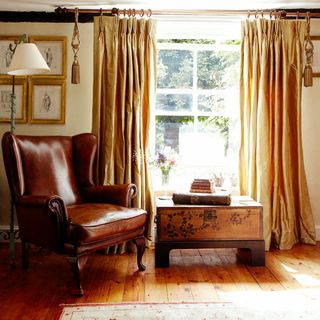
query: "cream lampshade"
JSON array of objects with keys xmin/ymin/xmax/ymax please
[{"xmin": 8, "ymin": 43, "xmax": 50, "ymax": 76}]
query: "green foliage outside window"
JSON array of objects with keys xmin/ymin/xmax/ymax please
[
  {"xmin": 157, "ymin": 50, "xmax": 193, "ymax": 89},
  {"xmin": 155, "ymin": 39, "xmax": 239, "ymax": 162},
  {"xmin": 197, "ymin": 51, "xmax": 239, "ymax": 89}
]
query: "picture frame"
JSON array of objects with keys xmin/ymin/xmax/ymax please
[
  {"xmin": 28, "ymin": 79, "xmax": 65, "ymax": 124},
  {"xmin": 310, "ymin": 36, "xmax": 320, "ymax": 77},
  {"xmin": 0, "ymin": 36, "xmax": 20, "ymax": 78},
  {"xmin": 29, "ymin": 36, "xmax": 67, "ymax": 79},
  {"xmin": 0, "ymin": 79, "xmax": 27, "ymax": 123}
]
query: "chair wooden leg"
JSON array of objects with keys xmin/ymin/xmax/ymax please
[
  {"xmin": 66, "ymin": 254, "xmax": 88, "ymax": 296},
  {"xmin": 21, "ymin": 240, "xmax": 29, "ymax": 269},
  {"xmin": 134, "ymin": 236, "xmax": 146, "ymax": 271}
]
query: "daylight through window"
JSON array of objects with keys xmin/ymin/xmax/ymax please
[{"xmin": 153, "ymin": 38, "xmax": 240, "ymax": 193}]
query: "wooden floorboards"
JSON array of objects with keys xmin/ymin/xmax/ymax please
[{"xmin": 0, "ymin": 243, "xmax": 320, "ymax": 319}]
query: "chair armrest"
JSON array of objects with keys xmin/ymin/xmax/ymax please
[
  {"xmin": 16, "ymin": 195, "xmax": 68, "ymax": 252},
  {"xmin": 80, "ymin": 183, "xmax": 137, "ymax": 207}
]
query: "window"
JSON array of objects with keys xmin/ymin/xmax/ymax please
[{"xmin": 153, "ymin": 38, "xmax": 240, "ymax": 192}]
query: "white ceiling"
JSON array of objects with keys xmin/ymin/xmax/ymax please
[{"xmin": 1, "ymin": 0, "xmax": 320, "ymax": 12}]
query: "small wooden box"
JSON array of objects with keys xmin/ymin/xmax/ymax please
[{"xmin": 155, "ymin": 196, "xmax": 265, "ymax": 267}]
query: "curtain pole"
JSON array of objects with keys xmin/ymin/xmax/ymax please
[{"xmin": 56, "ymin": 7, "xmax": 320, "ymax": 19}]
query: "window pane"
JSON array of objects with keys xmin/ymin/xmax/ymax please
[
  {"xmin": 155, "ymin": 116, "xmax": 194, "ymax": 153},
  {"xmin": 197, "ymin": 51, "xmax": 239, "ymax": 89},
  {"xmin": 198, "ymin": 93, "xmax": 227, "ymax": 112},
  {"xmin": 156, "ymin": 94, "xmax": 192, "ymax": 111},
  {"xmin": 157, "ymin": 50, "xmax": 193, "ymax": 89},
  {"xmin": 198, "ymin": 116, "xmax": 230, "ymax": 156}
]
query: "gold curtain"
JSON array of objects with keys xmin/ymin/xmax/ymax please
[
  {"xmin": 92, "ymin": 16, "xmax": 156, "ymax": 250},
  {"xmin": 239, "ymin": 19, "xmax": 316, "ymax": 250}
]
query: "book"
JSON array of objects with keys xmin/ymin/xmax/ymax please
[
  {"xmin": 191, "ymin": 179, "xmax": 212, "ymax": 185},
  {"xmin": 172, "ymin": 192, "xmax": 231, "ymax": 205},
  {"xmin": 191, "ymin": 182, "xmax": 212, "ymax": 188},
  {"xmin": 190, "ymin": 188, "xmax": 213, "ymax": 194}
]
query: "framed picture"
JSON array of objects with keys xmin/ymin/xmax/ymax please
[
  {"xmin": 28, "ymin": 80, "xmax": 65, "ymax": 124},
  {"xmin": 0, "ymin": 79, "xmax": 27, "ymax": 123},
  {"xmin": 309, "ymin": 36, "xmax": 320, "ymax": 77},
  {"xmin": 0, "ymin": 36, "xmax": 20, "ymax": 77},
  {"xmin": 29, "ymin": 36, "xmax": 67, "ymax": 79}
]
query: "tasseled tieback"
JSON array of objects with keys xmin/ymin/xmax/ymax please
[
  {"xmin": 304, "ymin": 12, "xmax": 314, "ymax": 87},
  {"xmin": 71, "ymin": 7, "xmax": 80, "ymax": 84}
]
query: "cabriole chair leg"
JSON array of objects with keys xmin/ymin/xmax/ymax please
[
  {"xmin": 66, "ymin": 254, "xmax": 88, "ymax": 296},
  {"xmin": 134, "ymin": 236, "xmax": 146, "ymax": 271}
]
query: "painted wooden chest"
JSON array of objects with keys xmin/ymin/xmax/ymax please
[{"xmin": 155, "ymin": 196, "xmax": 265, "ymax": 267}]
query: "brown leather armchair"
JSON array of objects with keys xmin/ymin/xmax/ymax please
[{"xmin": 2, "ymin": 132, "xmax": 147, "ymax": 295}]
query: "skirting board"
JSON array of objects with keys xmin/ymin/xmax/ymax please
[
  {"xmin": 0, "ymin": 225, "xmax": 20, "ymax": 242},
  {"xmin": 1, "ymin": 225, "xmax": 320, "ymax": 242}
]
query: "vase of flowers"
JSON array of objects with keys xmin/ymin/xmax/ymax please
[{"xmin": 152, "ymin": 148, "xmax": 177, "ymax": 186}]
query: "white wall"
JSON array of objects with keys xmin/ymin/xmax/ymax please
[
  {"xmin": 302, "ymin": 81, "xmax": 320, "ymax": 240},
  {"xmin": 0, "ymin": 22, "xmax": 93, "ymax": 227},
  {"xmin": 302, "ymin": 19, "xmax": 320, "ymax": 240}
]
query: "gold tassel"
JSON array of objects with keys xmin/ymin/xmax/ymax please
[
  {"xmin": 72, "ymin": 58, "xmax": 80, "ymax": 84},
  {"xmin": 71, "ymin": 8, "xmax": 80, "ymax": 84},
  {"xmin": 304, "ymin": 65, "xmax": 313, "ymax": 87}
]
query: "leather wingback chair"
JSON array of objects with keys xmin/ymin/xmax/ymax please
[{"xmin": 2, "ymin": 132, "xmax": 147, "ymax": 295}]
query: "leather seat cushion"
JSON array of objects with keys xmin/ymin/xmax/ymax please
[{"xmin": 66, "ymin": 203, "xmax": 147, "ymax": 245}]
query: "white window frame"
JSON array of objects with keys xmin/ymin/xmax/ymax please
[
  {"xmin": 155, "ymin": 41, "xmax": 239, "ymax": 145},
  {"xmin": 152, "ymin": 38, "xmax": 240, "ymax": 192}
]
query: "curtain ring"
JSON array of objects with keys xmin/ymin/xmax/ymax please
[
  {"xmin": 147, "ymin": 9, "xmax": 152, "ymax": 17},
  {"xmin": 247, "ymin": 11, "xmax": 250, "ymax": 19},
  {"xmin": 269, "ymin": 10, "xmax": 273, "ymax": 19},
  {"xmin": 296, "ymin": 11, "xmax": 299, "ymax": 20},
  {"xmin": 140, "ymin": 9, "xmax": 144, "ymax": 17},
  {"xmin": 261, "ymin": 11, "xmax": 264, "ymax": 18},
  {"xmin": 132, "ymin": 8, "xmax": 136, "ymax": 17},
  {"xmin": 111, "ymin": 8, "xmax": 119, "ymax": 16},
  {"xmin": 123, "ymin": 8, "xmax": 126, "ymax": 17},
  {"xmin": 128, "ymin": 8, "xmax": 132, "ymax": 17},
  {"xmin": 255, "ymin": 11, "xmax": 258, "ymax": 19},
  {"xmin": 279, "ymin": 10, "xmax": 287, "ymax": 19},
  {"xmin": 74, "ymin": 6, "xmax": 79, "ymax": 23},
  {"xmin": 100, "ymin": 8, "xmax": 103, "ymax": 16}
]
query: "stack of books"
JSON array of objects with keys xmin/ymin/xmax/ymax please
[{"xmin": 190, "ymin": 178, "xmax": 214, "ymax": 193}]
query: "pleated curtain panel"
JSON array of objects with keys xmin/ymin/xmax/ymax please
[
  {"xmin": 239, "ymin": 18, "xmax": 316, "ymax": 250},
  {"xmin": 92, "ymin": 16, "xmax": 157, "ymax": 251}
]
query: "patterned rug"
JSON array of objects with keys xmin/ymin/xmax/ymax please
[{"xmin": 56, "ymin": 301, "xmax": 319, "ymax": 320}]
